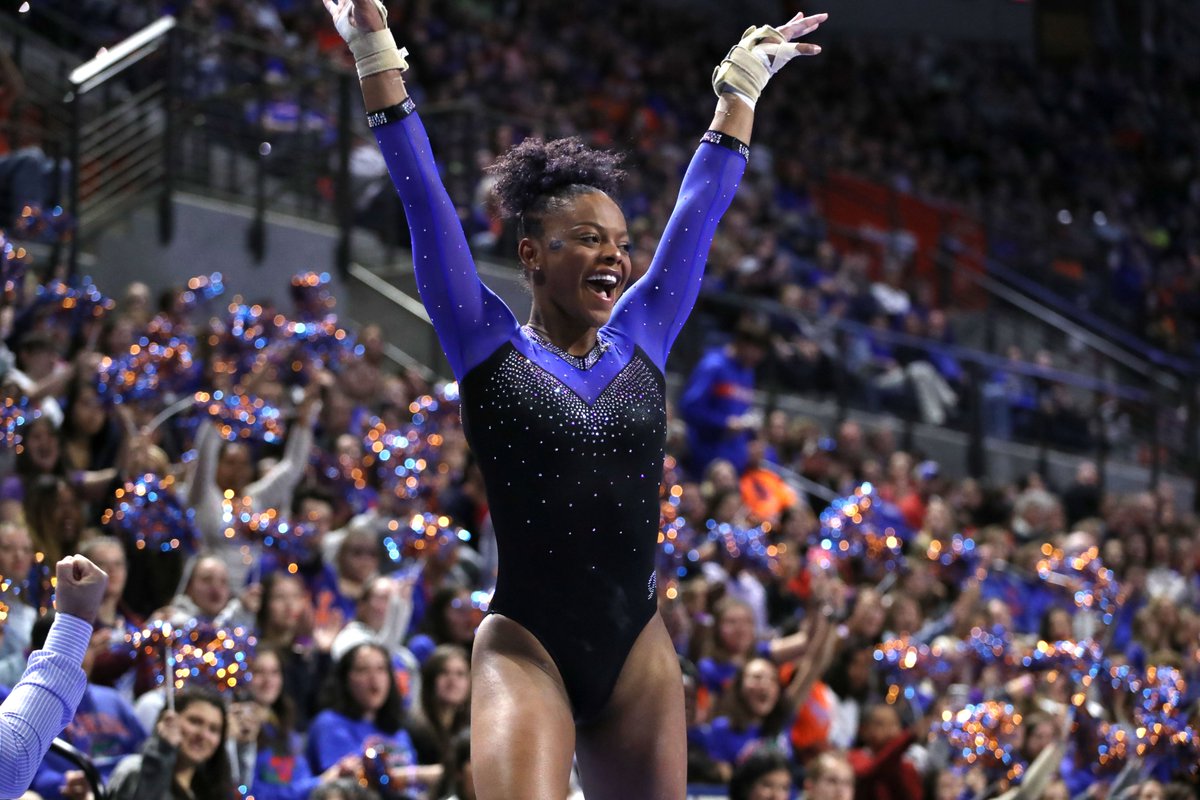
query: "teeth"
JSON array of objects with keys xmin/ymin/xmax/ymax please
[{"xmin": 588, "ymin": 274, "xmax": 618, "ymax": 286}]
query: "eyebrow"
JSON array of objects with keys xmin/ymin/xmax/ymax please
[{"xmin": 571, "ymin": 222, "xmax": 630, "ymax": 239}]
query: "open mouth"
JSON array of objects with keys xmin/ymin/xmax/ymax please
[{"xmin": 585, "ymin": 273, "xmax": 619, "ymax": 301}]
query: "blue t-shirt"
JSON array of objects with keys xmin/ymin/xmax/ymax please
[
  {"xmin": 702, "ymin": 715, "xmax": 793, "ymax": 765},
  {"xmin": 304, "ymin": 708, "xmax": 417, "ymax": 774}
]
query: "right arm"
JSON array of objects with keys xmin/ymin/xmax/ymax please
[
  {"xmin": 326, "ymin": 0, "xmax": 516, "ymax": 381},
  {"xmin": 0, "ymin": 613, "xmax": 91, "ymax": 797}
]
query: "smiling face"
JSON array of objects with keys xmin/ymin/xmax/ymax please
[
  {"xmin": 176, "ymin": 698, "xmax": 225, "ymax": 769},
  {"xmin": 520, "ymin": 190, "xmax": 631, "ymax": 332}
]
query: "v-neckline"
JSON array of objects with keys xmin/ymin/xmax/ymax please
[{"xmin": 521, "ymin": 325, "xmax": 610, "ymax": 371}]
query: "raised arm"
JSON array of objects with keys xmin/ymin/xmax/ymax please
[
  {"xmin": 612, "ymin": 12, "xmax": 826, "ymax": 368},
  {"xmin": 322, "ymin": 0, "xmax": 516, "ymax": 380}
]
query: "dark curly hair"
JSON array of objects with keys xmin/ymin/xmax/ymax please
[{"xmin": 486, "ymin": 136, "xmax": 625, "ymax": 238}]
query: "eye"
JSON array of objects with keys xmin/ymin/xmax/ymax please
[
  {"xmin": 619, "ymin": 242, "xmax": 632, "ymax": 254},
  {"xmin": 580, "ymin": 234, "xmax": 600, "ymax": 244}
]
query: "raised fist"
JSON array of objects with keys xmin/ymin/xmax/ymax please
[{"xmin": 54, "ymin": 555, "xmax": 109, "ymax": 625}]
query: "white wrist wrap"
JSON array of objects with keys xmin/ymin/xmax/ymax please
[
  {"xmin": 712, "ymin": 24, "xmax": 787, "ymax": 107},
  {"xmin": 351, "ymin": 30, "xmax": 409, "ymax": 78}
]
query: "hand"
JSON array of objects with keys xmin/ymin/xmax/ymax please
[
  {"xmin": 156, "ymin": 710, "xmax": 182, "ymax": 748},
  {"xmin": 310, "ymin": 602, "xmax": 345, "ymax": 654},
  {"xmin": 54, "ymin": 555, "xmax": 109, "ymax": 624},
  {"xmin": 322, "ymin": 753, "xmax": 361, "ymax": 781},
  {"xmin": 322, "ymin": 0, "xmax": 387, "ymax": 40},
  {"xmin": 712, "ymin": 11, "xmax": 827, "ymax": 108},
  {"xmin": 61, "ymin": 770, "xmax": 94, "ymax": 800}
]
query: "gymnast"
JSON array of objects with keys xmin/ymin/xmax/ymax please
[{"xmin": 321, "ymin": 1, "xmax": 826, "ymax": 796}]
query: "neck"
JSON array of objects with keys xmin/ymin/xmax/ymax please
[
  {"xmin": 175, "ymin": 764, "xmax": 195, "ymax": 790},
  {"xmin": 527, "ymin": 307, "xmax": 598, "ymax": 357}
]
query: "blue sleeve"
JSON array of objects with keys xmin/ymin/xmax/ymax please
[
  {"xmin": 0, "ymin": 613, "xmax": 91, "ymax": 798},
  {"xmin": 679, "ymin": 352, "xmax": 735, "ymax": 431},
  {"xmin": 373, "ymin": 114, "xmax": 519, "ymax": 381},
  {"xmin": 305, "ymin": 710, "xmax": 361, "ymax": 773},
  {"xmin": 609, "ymin": 141, "xmax": 746, "ymax": 370}
]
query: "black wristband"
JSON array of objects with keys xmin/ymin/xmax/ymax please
[
  {"xmin": 366, "ymin": 97, "xmax": 417, "ymax": 129},
  {"xmin": 701, "ymin": 130, "xmax": 750, "ymax": 160}
]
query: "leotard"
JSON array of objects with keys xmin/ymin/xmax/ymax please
[{"xmin": 375, "ymin": 112, "xmax": 746, "ymax": 722}]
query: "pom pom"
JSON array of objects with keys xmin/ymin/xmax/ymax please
[
  {"xmin": 934, "ymin": 701, "xmax": 1025, "ymax": 782},
  {"xmin": 0, "ymin": 396, "xmax": 40, "ymax": 449},
  {"xmin": 290, "ymin": 271, "xmax": 335, "ymax": 319},
  {"xmin": 358, "ymin": 739, "xmax": 414, "ymax": 799},
  {"xmin": 382, "ymin": 512, "xmax": 471, "ymax": 565},
  {"xmin": 12, "ymin": 204, "xmax": 74, "ymax": 243},
  {"xmin": 195, "ymin": 389, "xmax": 286, "ymax": 444},
  {"xmin": 815, "ymin": 482, "xmax": 910, "ymax": 574},
  {"xmin": 1036, "ymin": 545, "xmax": 1120, "ymax": 625},
  {"xmin": 101, "ymin": 474, "xmax": 201, "ymax": 553},
  {"xmin": 178, "ymin": 273, "xmax": 225, "ymax": 313},
  {"xmin": 0, "ymin": 230, "xmax": 29, "ymax": 303}
]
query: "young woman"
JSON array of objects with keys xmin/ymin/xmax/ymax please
[
  {"xmin": 307, "ymin": 642, "xmax": 441, "ymax": 792},
  {"xmin": 320, "ymin": 1, "xmax": 825, "ymax": 795},
  {"xmin": 254, "ymin": 570, "xmax": 336, "ymax": 728},
  {"xmin": 234, "ymin": 646, "xmax": 353, "ymax": 800},
  {"xmin": 405, "ymin": 644, "xmax": 471, "ymax": 765},
  {"xmin": 106, "ymin": 687, "xmax": 235, "ymax": 800}
]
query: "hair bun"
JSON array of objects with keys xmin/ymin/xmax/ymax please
[{"xmin": 487, "ymin": 136, "xmax": 625, "ymax": 220}]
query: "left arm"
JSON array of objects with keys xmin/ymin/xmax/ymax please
[
  {"xmin": 245, "ymin": 397, "xmax": 318, "ymax": 511},
  {"xmin": 611, "ymin": 12, "xmax": 826, "ymax": 368}
]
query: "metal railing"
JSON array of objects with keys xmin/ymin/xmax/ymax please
[
  {"xmin": 64, "ymin": 16, "xmax": 176, "ymax": 275},
  {"xmin": 675, "ymin": 289, "xmax": 1196, "ymax": 499}
]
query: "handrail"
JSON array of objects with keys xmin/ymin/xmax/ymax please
[
  {"xmin": 697, "ymin": 289, "xmax": 1156, "ymax": 405},
  {"xmin": 982, "ymin": 256, "xmax": 1196, "ymax": 375},
  {"xmin": 935, "ymin": 252, "xmax": 1181, "ymax": 391},
  {"xmin": 818, "ymin": 181, "xmax": 1189, "ymax": 383},
  {"xmin": 68, "ymin": 16, "xmax": 175, "ymax": 94}
]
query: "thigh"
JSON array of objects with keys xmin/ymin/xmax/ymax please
[
  {"xmin": 574, "ymin": 613, "xmax": 687, "ymax": 800},
  {"xmin": 471, "ymin": 614, "xmax": 577, "ymax": 800}
]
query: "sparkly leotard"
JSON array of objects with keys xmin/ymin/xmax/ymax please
[{"xmin": 375, "ymin": 113, "xmax": 746, "ymax": 722}]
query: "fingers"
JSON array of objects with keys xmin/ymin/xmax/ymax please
[{"xmin": 777, "ymin": 11, "xmax": 828, "ymax": 41}]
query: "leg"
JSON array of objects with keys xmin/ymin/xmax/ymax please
[
  {"xmin": 471, "ymin": 614, "xmax": 577, "ymax": 800},
  {"xmin": 574, "ymin": 614, "xmax": 687, "ymax": 800}
]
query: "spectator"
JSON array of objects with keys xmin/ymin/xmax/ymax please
[
  {"xmin": 0, "ymin": 555, "xmax": 108, "ymax": 798},
  {"xmin": 727, "ymin": 746, "xmax": 792, "ymax": 800},
  {"xmin": 106, "ymin": 687, "xmax": 234, "ymax": 800},
  {"xmin": 0, "ymin": 520, "xmax": 38, "ymax": 661},
  {"xmin": 29, "ymin": 610, "xmax": 146, "ymax": 800},
  {"xmin": 680, "ymin": 315, "xmax": 771, "ymax": 476},
  {"xmin": 846, "ymin": 704, "xmax": 924, "ymax": 800},
  {"xmin": 306, "ymin": 642, "xmax": 439, "ymax": 790}
]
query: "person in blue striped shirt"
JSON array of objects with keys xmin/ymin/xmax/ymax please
[{"xmin": 0, "ymin": 554, "xmax": 108, "ymax": 797}]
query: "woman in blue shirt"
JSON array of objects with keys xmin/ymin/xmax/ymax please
[{"xmin": 307, "ymin": 642, "xmax": 441, "ymax": 793}]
